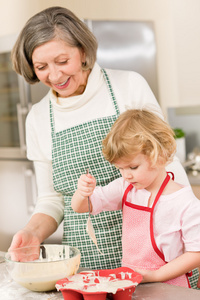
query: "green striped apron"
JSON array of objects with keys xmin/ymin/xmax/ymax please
[{"xmin": 50, "ymin": 69, "xmax": 122, "ymax": 269}]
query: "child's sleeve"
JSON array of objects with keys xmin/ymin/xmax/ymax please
[
  {"xmin": 181, "ymin": 193, "xmax": 200, "ymax": 252},
  {"xmin": 90, "ymin": 177, "xmax": 126, "ymax": 215}
]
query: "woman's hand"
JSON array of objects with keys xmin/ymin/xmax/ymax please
[
  {"xmin": 8, "ymin": 230, "xmax": 41, "ymax": 262},
  {"xmin": 9, "ymin": 229, "xmax": 40, "ymax": 251},
  {"xmin": 9, "ymin": 213, "xmax": 58, "ymax": 251}
]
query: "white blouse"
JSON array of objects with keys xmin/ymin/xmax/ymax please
[{"xmin": 91, "ymin": 177, "xmax": 200, "ymax": 262}]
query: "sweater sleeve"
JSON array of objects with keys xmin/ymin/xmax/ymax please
[
  {"xmin": 32, "ymin": 160, "xmax": 64, "ymax": 225},
  {"xmin": 25, "ymin": 101, "xmax": 64, "ymax": 225}
]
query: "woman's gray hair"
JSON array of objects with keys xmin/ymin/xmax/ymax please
[{"xmin": 11, "ymin": 6, "xmax": 98, "ymax": 84}]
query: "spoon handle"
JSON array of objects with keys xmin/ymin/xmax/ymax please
[{"xmin": 86, "ymin": 168, "xmax": 90, "ymax": 216}]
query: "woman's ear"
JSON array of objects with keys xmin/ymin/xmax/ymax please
[{"xmin": 80, "ymin": 48, "xmax": 86, "ymax": 66}]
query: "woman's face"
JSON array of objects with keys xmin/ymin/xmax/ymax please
[{"xmin": 32, "ymin": 39, "xmax": 89, "ymax": 98}]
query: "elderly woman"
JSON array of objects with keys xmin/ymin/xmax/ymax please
[{"xmin": 10, "ymin": 6, "xmax": 190, "ymax": 272}]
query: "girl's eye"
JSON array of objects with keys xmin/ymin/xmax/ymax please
[{"xmin": 130, "ymin": 166, "xmax": 138, "ymax": 170}]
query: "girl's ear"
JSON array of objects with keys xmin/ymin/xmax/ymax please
[{"xmin": 156, "ymin": 155, "xmax": 167, "ymax": 167}]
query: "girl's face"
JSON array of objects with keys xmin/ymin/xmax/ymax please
[
  {"xmin": 115, "ymin": 154, "xmax": 165, "ymax": 192},
  {"xmin": 32, "ymin": 39, "xmax": 90, "ymax": 98}
]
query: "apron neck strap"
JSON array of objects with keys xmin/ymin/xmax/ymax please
[
  {"xmin": 101, "ymin": 69, "xmax": 120, "ymax": 116},
  {"xmin": 122, "ymin": 184, "xmax": 133, "ymax": 208},
  {"xmin": 150, "ymin": 173, "xmax": 171, "ymax": 261},
  {"xmin": 151, "ymin": 173, "xmax": 171, "ymax": 211},
  {"xmin": 122, "ymin": 173, "xmax": 172, "ymax": 209},
  {"xmin": 167, "ymin": 171, "xmax": 174, "ymax": 180}
]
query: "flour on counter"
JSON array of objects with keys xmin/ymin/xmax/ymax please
[{"xmin": 0, "ymin": 270, "xmax": 64, "ymax": 300}]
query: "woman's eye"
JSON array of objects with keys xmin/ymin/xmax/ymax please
[
  {"xmin": 37, "ymin": 66, "xmax": 46, "ymax": 71},
  {"xmin": 59, "ymin": 60, "xmax": 68, "ymax": 64}
]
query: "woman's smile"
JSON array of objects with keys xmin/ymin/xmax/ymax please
[{"xmin": 53, "ymin": 78, "xmax": 70, "ymax": 89}]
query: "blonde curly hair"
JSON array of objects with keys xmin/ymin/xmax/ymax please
[{"xmin": 102, "ymin": 109, "xmax": 176, "ymax": 166}]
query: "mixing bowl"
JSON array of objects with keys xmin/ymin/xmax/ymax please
[{"xmin": 5, "ymin": 244, "xmax": 81, "ymax": 292}]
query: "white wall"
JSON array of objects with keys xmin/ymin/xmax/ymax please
[
  {"xmin": 0, "ymin": 0, "xmax": 41, "ymax": 36},
  {"xmin": 1, "ymin": 0, "xmax": 200, "ymax": 115},
  {"xmin": 172, "ymin": 0, "xmax": 200, "ymax": 107}
]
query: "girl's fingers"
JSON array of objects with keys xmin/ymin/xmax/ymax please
[
  {"xmin": 77, "ymin": 174, "xmax": 96, "ymax": 196},
  {"xmin": 79, "ymin": 174, "xmax": 95, "ymax": 186},
  {"xmin": 79, "ymin": 185, "xmax": 94, "ymax": 194}
]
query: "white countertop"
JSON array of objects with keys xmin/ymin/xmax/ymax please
[{"xmin": 0, "ymin": 251, "xmax": 200, "ymax": 300}]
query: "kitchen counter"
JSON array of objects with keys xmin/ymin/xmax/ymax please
[
  {"xmin": 0, "ymin": 251, "xmax": 199, "ymax": 300},
  {"xmin": 132, "ymin": 282, "xmax": 200, "ymax": 300}
]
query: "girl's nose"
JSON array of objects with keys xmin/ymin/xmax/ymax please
[{"xmin": 123, "ymin": 169, "xmax": 133, "ymax": 180}]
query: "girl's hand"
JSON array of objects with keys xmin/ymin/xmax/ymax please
[
  {"xmin": 135, "ymin": 252, "xmax": 200, "ymax": 284},
  {"xmin": 77, "ymin": 173, "xmax": 96, "ymax": 198},
  {"xmin": 71, "ymin": 173, "xmax": 96, "ymax": 213},
  {"xmin": 134, "ymin": 268, "xmax": 157, "ymax": 283}
]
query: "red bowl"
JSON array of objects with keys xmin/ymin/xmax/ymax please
[{"xmin": 56, "ymin": 267, "xmax": 142, "ymax": 300}]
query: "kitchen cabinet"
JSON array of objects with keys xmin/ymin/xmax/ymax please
[
  {"xmin": 0, "ymin": 34, "xmax": 30, "ymax": 159},
  {"xmin": 0, "ymin": 160, "xmax": 63, "ymax": 251},
  {"xmin": 0, "ymin": 160, "xmax": 36, "ymax": 251},
  {"xmin": 0, "ymin": 53, "xmax": 20, "ymax": 148}
]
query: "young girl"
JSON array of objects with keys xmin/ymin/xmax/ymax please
[{"xmin": 71, "ymin": 109, "xmax": 200, "ymax": 288}]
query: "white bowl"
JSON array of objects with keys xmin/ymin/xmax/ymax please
[{"xmin": 5, "ymin": 244, "xmax": 81, "ymax": 292}]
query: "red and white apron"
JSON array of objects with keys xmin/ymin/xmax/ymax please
[{"xmin": 121, "ymin": 174, "xmax": 190, "ymax": 287}]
